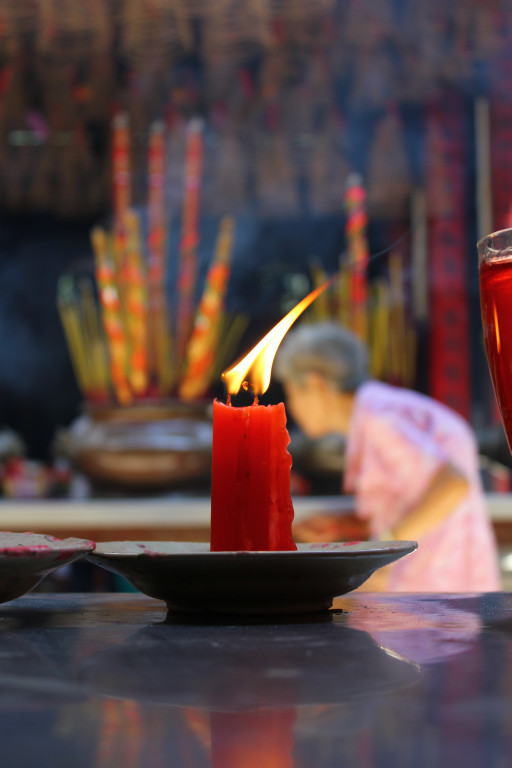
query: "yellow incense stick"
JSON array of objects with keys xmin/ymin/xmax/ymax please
[
  {"xmin": 179, "ymin": 216, "xmax": 235, "ymax": 400},
  {"xmin": 211, "ymin": 313, "xmax": 250, "ymax": 382},
  {"xmin": 78, "ymin": 277, "xmax": 110, "ymax": 398},
  {"xmin": 147, "ymin": 120, "xmax": 172, "ymax": 395},
  {"xmin": 337, "ymin": 266, "xmax": 351, "ymax": 328},
  {"xmin": 310, "ymin": 261, "xmax": 330, "ymax": 321},
  {"xmin": 58, "ymin": 300, "xmax": 90, "ymax": 394},
  {"xmin": 389, "ymin": 252, "xmax": 407, "ymax": 384},
  {"xmin": 369, "ymin": 280, "xmax": 390, "ymax": 380}
]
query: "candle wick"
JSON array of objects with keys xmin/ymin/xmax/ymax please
[
  {"xmin": 253, "ymin": 394, "xmax": 259, "ymax": 405},
  {"xmin": 226, "ymin": 393, "xmax": 231, "ymax": 406}
]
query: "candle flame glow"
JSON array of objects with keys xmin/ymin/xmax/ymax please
[{"xmin": 222, "ymin": 277, "xmax": 335, "ymax": 396}]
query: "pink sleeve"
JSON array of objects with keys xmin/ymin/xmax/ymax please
[{"xmin": 346, "ymin": 412, "xmax": 448, "ymax": 536}]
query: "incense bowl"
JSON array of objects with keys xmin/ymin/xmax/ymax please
[{"xmin": 59, "ymin": 400, "xmax": 212, "ymax": 491}]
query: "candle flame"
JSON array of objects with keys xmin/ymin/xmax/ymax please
[{"xmin": 222, "ymin": 277, "xmax": 335, "ymax": 396}]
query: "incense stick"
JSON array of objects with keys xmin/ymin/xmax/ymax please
[
  {"xmin": 57, "ymin": 278, "xmax": 90, "ymax": 395},
  {"xmin": 179, "ymin": 215, "xmax": 235, "ymax": 400},
  {"xmin": 337, "ymin": 264, "xmax": 351, "ymax": 328},
  {"xmin": 212, "ymin": 313, "xmax": 250, "ymax": 382},
  {"xmin": 176, "ymin": 118, "xmax": 204, "ymax": 370},
  {"xmin": 91, "ymin": 226, "xmax": 132, "ymax": 405},
  {"xmin": 112, "ymin": 112, "xmax": 131, "ymax": 228},
  {"xmin": 124, "ymin": 209, "xmax": 149, "ymax": 396},
  {"xmin": 77, "ymin": 277, "xmax": 110, "ymax": 399},
  {"xmin": 147, "ymin": 120, "xmax": 173, "ymax": 396},
  {"xmin": 310, "ymin": 261, "xmax": 331, "ymax": 321}
]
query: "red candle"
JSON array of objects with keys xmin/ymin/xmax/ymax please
[
  {"xmin": 209, "ymin": 280, "xmax": 334, "ymax": 553},
  {"xmin": 210, "ymin": 399, "xmax": 295, "ymax": 551}
]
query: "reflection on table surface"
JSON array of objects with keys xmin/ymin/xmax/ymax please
[{"xmin": 0, "ymin": 592, "xmax": 511, "ymax": 767}]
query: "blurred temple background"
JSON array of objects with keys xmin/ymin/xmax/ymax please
[{"xmin": 0, "ymin": 0, "xmax": 511, "ymax": 492}]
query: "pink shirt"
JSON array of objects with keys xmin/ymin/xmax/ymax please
[{"xmin": 344, "ymin": 382, "xmax": 500, "ymax": 591}]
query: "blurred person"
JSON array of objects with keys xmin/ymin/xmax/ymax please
[{"xmin": 274, "ymin": 322, "xmax": 500, "ymax": 592}]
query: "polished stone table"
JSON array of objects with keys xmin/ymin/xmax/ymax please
[{"xmin": 0, "ymin": 592, "xmax": 511, "ymax": 767}]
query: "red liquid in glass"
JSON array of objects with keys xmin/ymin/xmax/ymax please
[{"xmin": 480, "ymin": 256, "xmax": 512, "ymax": 448}]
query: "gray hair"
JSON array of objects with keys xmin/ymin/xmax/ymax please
[{"xmin": 273, "ymin": 322, "xmax": 369, "ymax": 392}]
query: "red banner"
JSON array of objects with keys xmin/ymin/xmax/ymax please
[
  {"xmin": 426, "ymin": 99, "xmax": 470, "ymax": 420},
  {"xmin": 490, "ymin": 42, "xmax": 512, "ymax": 230},
  {"xmin": 490, "ymin": 101, "xmax": 512, "ymax": 231}
]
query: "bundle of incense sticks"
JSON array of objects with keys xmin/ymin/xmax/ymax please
[
  {"xmin": 81, "ymin": 209, "xmax": 238, "ymax": 405},
  {"xmin": 367, "ymin": 253, "xmax": 416, "ymax": 388},
  {"xmin": 302, "ymin": 175, "xmax": 417, "ymax": 389},
  {"xmin": 59, "ymin": 114, "xmax": 243, "ymax": 405}
]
